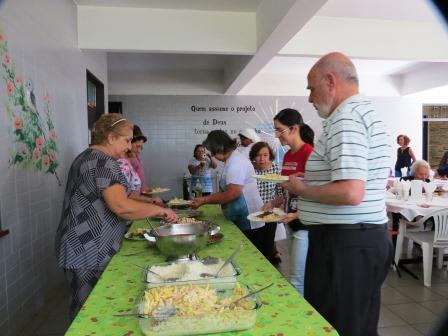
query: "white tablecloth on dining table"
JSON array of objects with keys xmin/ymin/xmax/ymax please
[
  {"xmin": 387, "ymin": 177, "xmax": 448, "ymax": 191},
  {"xmin": 386, "ymin": 192, "xmax": 448, "ymax": 265},
  {"xmin": 385, "ymin": 192, "xmax": 448, "ymax": 221}
]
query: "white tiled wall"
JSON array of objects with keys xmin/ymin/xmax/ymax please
[
  {"xmin": 110, "ymin": 94, "xmax": 320, "ymax": 197},
  {"xmin": 110, "ymin": 94, "xmax": 428, "ymax": 198},
  {"xmin": 0, "ymin": 1, "xmax": 108, "ymax": 335}
]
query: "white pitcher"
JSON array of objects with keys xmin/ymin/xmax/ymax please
[
  {"xmin": 410, "ymin": 180, "xmax": 423, "ymax": 199},
  {"xmin": 401, "ymin": 167, "xmax": 408, "ymax": 177}
]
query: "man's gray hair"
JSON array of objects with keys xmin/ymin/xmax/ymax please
[
  {"xmin": 411, "ymin": 160, "xmax": 431, "ymax": 176},
  {"xmin": 315, "ymin": 56, "xmax": 359, "ymax": 85}
]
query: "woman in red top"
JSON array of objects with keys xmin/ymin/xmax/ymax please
[{"xmin": 264, "ymin": 108, "xmax": 314, "ymax": 295}]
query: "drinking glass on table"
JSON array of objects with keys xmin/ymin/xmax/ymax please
[
  {"xmin": 425, "ymin": 192, "xmax": 433, "ymax": 204},
  {"xmin": 402, "ymin": 188, "xmax": 410, "ymax": 201}
]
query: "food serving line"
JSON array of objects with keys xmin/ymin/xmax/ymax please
[{"xmin": 65, "ymin": 205, "xmax": 338, "ymax": 335}]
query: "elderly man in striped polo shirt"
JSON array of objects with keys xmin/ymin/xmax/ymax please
[{"xmin": 283, "ymin": 52, "xmax": 393, "ymax": 336}]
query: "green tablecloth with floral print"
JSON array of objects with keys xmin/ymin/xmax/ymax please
[{"xmin": 66, "ymin": 205, "xmax": 338, "ymax": 336}]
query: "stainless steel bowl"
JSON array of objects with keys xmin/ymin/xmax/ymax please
[{"xmin": 148, "ymin": 222, "xmax": 211, "ymax": 258}]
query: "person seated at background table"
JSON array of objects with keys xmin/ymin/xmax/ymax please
[
  {"xmin": 55, "ymin": 114, "xmax": 176, "ymax": 320},
  {"xmin": 117, "ymin": 149, "xmax": 163, "ymax": 206},
  {"xmin": 394, "ymin": 134, "xmax": 416, "ymax": 177},
  {"xmin": 437, "ymin": 150, "xmax": 448, "ymax": 178},
  {"xmin": 191, "ymin": 130, "xmax": 266, "ymax": 253},
  {"xmin": 249, "ymin": 141, "xmax": 284, "ymax": 265},
  {"xmin": 188, "ymin": 144, "xmax": 217, "ymax": 196},
  {"xmin": 236, "ymin": 127, "xmax": 261, "ymax": 158},
  {"xmin": 392, "ymin": 160, "xmax": 432, "ymax": 245},
  {"xmin": 399, "ymin": 160, "xmax": 431, "ymax": 183}
]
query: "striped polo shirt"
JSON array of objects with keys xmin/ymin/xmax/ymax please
[{"xmin": 299, "ymin": 94, "xmax": 391, "ymax": 225}]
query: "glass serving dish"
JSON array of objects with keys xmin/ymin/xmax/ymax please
[
  {"xmin": 143, "ymin": 258, "xmax": 240, "ymax": 290},
  {"xmin": 135, "ymin": 283, "xmax": 261, "ymax": 336}
]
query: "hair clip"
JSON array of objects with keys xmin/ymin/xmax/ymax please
[{"xmin": 109, "ymin": 118, "xmax": 126, "ymax": 129}]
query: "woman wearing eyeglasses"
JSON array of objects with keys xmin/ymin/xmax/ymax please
[
  {"xmin": 249, "ymin": 142, "xmax": 284, "ymax": 265},
  {"xmin": 264, "ymin": 108, "xmax": 314, "ymax": 295},
  {"xmin": 191, "ymin": 130, "xmax": 265, "ymax": 250},
  {"xmin": 55, "ymin": 114, "xmax": 176, "ymax": 320}
]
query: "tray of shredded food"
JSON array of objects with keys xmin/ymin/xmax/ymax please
[
  {"xmin": 144, "ymin": 258, "xmax": 240, "ymax": 289},
  {"xmin": 252, "ymin": 173, "xmax": 289, "ymax": 183},
  {"xmin": 167, "ymin": 198, "xmax": 192, "ymax": 209},
  {"xmin": 136, "ymin": 283, "xmax": 260, "ymax": 336},
  {"xmin": 141, "ymin": 187, "xmax": 170, "ymax": 195},
  {"xmin": 172, "ymin": 209, "xmax": 202, "ymax": 218},
  {"xmin": 160, "ymin": 217, "xmax": 206, "ymax": 225}
]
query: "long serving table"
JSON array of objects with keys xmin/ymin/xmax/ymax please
[{"xmin": 65, "ymin": 205, "xmax": 338, "ymax": 335}]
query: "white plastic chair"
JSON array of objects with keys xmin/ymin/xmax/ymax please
[
  {"xmin": 404, "ymin": 209, "xmax": 448, "ymax": 287},
  {"xmin": 394, "ymin": 215, "xmax": 429, "ymax": 267}
]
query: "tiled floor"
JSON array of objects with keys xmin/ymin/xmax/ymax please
[
  {"xmin": 18, "ymin": 240, "xmax": 448, "ymax": 336},
  {"xmin": 276, "ymin": 240, "xmax": 448, "ymax": 336}
]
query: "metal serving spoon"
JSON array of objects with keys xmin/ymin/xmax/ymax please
[
  {"xmin": 145, "ymin": 218, "xmax": 161, "ymax": 235},
  {"xmin": 200, "ymin": 243, "xmax": 242, "ymax": 278},
  {"xmin": 114, "ymin": 306, "xmax": 178, "ymax": 319},
  {"xmin": 225, "ymin": 283, "xmax": 273, "ymax": 308}
]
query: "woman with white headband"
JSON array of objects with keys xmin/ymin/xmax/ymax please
[{"xmin": 55, "ymin": 114, "xmax": 176, "ymax": 320}]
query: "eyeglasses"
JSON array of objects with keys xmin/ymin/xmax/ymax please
[{"xmin": 274, "ymin": 127, "xmax": 292, "ymax": 135}]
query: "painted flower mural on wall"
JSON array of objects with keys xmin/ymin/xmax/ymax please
[{"xmin": 0, "ymin": 31, "xmax": 60, "ymax": 184}]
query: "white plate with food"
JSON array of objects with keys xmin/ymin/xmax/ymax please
[
  {"xmin": 252, "ymin": 173, "xmax": 289, "ymax": 183},
  {"xmin": 247, "ymin": 208, "xmax": 286, "ymax": 222},
  {"xmin": 141, "ymin": 187, "xmax": 170, "ymax": 195}
]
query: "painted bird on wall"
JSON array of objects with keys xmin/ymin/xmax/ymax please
[
  {"xmin": 25, "ymin": 78, "xmax": 48, "ymax": 140},
  {"xmin": 25, "ymin": 79, "xmax": 39, "ymax": 115}
]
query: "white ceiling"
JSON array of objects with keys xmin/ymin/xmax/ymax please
[
  {"xmin": 107, "ymin": 53, "xmax": 229, "ymax": 71},
  {"xmin": 317, "ymin": 0, "xmax": 439, "ymax": 21},
  {"xmin": 259, "ymin": 57, "xmax": 418, "ymax": 76},
  {"xmin": 75, "ymin": 0, "xmax": 448, "ymax": 97}
]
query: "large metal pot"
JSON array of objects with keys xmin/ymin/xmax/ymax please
[{"xmin": 144, "ymin": 222, "xmax": 217, "ymax": 258}]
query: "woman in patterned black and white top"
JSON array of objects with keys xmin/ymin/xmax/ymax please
[
  {"xmin": 55, "ymin": 114, "xmax": 177, "ymax": 320},
  {"xmin": 249, "ymin": 142, "xmax": 283, "ymax": 265}
]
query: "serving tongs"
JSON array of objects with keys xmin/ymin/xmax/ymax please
[
  {"xmin": 224, "ymin": 283, "xmax": 273, "ymax": 308},
  {"xmin": 145, "ymin": 218, "xmax": 161, "ymax": 235}
]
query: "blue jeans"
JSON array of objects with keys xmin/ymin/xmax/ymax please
[
  {"xmin": 221, "ymin": 195, "xmax": 251, "ymax": 231},
  {"xmin": 287, "ymin": 227, "xmax": 308, "ymax": 295}
]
